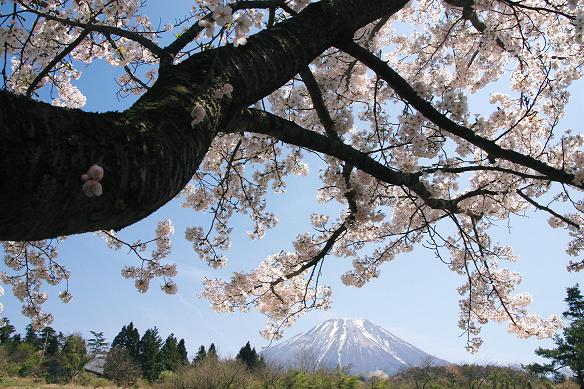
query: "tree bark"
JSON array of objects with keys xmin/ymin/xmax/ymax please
[{"xmin": 0, "ymin": 0, "xmax": 408, "ymax": 240}]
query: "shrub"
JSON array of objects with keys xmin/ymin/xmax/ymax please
[
  {"xmin": 73, "ymin": 371, "xmax": 113, "ymax": 387},
  {"xmin": 159, "ymin": 358, "xmax": 250, "ymax": 389},
  {"xmin": 103, "ymin": 347, "xmax": 142, "ymax": 387}
]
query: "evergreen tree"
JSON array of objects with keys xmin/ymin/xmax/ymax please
[
  {"xmin": 0, "ymin": 317, "xmax": 15, "ymax": 344},
  {"xmin": 236, "ymin": 341, "xmax": 262, "ymax": 371},
  {"xmin": 38, "ymin": 327, "xmax": 59, "ymax": 356},
  {"xmin": 139, "ymin": 327, "xmax": 162, "ymax": 382},
  {"xmin": 526, "ymin": 285, "xmax": 584, "ymax": 389},
  {"xmin": 87, "ymin": 330, "xmax": 109, "ymax": 355},
  {"xmin": 11, "ymin": 333, "xmax": 22, "ymax": 345},
  {"xmin": 58, "ymin": 333, "xmax": 88, "ymax": 381},
  {"xmin": 160, "ymin": 333, "xmax": 180, "ymax": 372},
  {"xmin": 42, "ymin": 330, "xmax": 70, "ymax": 384},
  {"xmin": 564, "ymin": 285, "xmax": 584, "ymax": 320},
  {"xmin": 23, "ymin": 324, "xmax": 40, "ymax": 349},
  {"xmin": 112, "ymin": 322, "xmax": 141, "ymax": 361},
  {"xmin": 207, "ymin": 343, "xmax": 218, "ymax": 360},
  {"xmin": 56, "ymin": 332, "xmax": 66, "ymax": 350},
  {"xmin": 193, "ymin": 345, "xmax": 206, "ymax": 365},
  {"xmin": 177, "ymin": 339, "xmax": 189, "ymax": 366},
  {"xmin": 46, "ymin": 336, "xmax": 60, "ymax": 356},
  {"xmin": 111, "ymin": 326, "xmax": 125, "ymax": 347}
]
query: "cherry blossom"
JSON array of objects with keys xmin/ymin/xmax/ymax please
[
  {"xmin": 191, "ymin": 104, "xmax": 206, "ymax": 127},
  {"xmin": 212, "ymin": 5, "xmax": 233, "ymax": 27},
  {"xmin": 81, "ymin": 164, "xmax": 104, "ymax": 197},
  {"xmin": 214, "ymin": 83, "xmax": 234, "ymax": 99},
  {"xmin": 101, "ymin": 219, "xmax": 177, "ymax": 295}
]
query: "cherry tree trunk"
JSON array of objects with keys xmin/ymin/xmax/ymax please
[{"xmin": 0, "ymin": 0, "xmax": 408, "ymax": 240}]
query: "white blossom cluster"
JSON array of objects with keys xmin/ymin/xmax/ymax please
[
  {"xmin": 181, "ymin": 132, "xmax": 307, "ymax": 271},
  {"xmin": 195, "ymin": 0, "xmax": 264, "ymax": 47},
  {"xmin": 1, "ymin": 239, "xmax": 70, "ymax": 329},
  {"xmin": 98, "ymin": 220, "xmax": 177, "ymax": 295},
  {"xmin": 201, "ymin": 246, "xmax": 333, "ymax": 340},
  {"xmin": 1, "ymin": 0, "xmax": 160, "ymax": 103},
  {"xmin": 445, "ymin": 223, "xmax": 564, "ymax": 352}
]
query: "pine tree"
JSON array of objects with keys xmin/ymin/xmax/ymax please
[
  {"xmin": 111, "ymin": 326, "xmax": 126, "ymax": 348},
  {"xmin": 24, "ymin": 324, "xmax": 40, "ymax": 349},
  {"xmin": 112, "ymin": 322, "xmax": 141, "ymax": 361},
  {"xmin": 160, "ymin": 333, "xmax": 180, "ymax": 372},
  {"xmin": 207, "ymin": 343, "xmax": 218, "ymax": 360},
  {"xmin": 46, "ymin": 336, "xmax": 60, "ymax": 356},
  {"xmin": 564, "ymin": 285, "xmax": 584, "ymax": 320},
  {"xmin": 87, "ymin": 331, "xmax": 109, "ymax": 355},
  {"xmin": 177, "ymin": 339, "xmax": 189, "ymax": 366},
  {"xmin": 139, "ymin": 327, "xmax": 162, "ymax": 382},
  {"xmin": 526, "ymin": 285, "xmax": 584, "ymax": 389},
  {"xmin": 39, "ymin": 326, "xmax": 59, "ymax": 356},
  {"xmin": 236, "ymin": 341, "xmax": 261, "ymax": 371},
  {"xmin": 56, "ymin": 332, "xmax": 65, "ymax": 350},
  {"xmin": 193, "ymin": 345, "xmax": 206, "ymax": 365},
  {"xmin": 0, "ymin": 317, "xmax": 15, "ymax": 344},
  {"xmin": 128, "ymin": 324, "xmax": 140, "ymax": 360},
  {"xmin": 11, "ymin": 333, "xmax": 22, "ymax": 345}
]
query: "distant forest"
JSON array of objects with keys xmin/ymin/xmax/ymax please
[{"xmin": 0, "ymin": 318, "xmax": 263, "ymax": 386}]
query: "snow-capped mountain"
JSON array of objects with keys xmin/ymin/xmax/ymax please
[{"xmin": 261, "ymin": 318, "xmax": 448, "ymax": 375}]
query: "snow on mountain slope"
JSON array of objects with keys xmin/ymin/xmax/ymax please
[{"xmin": 261, "ymin": 318, "xmax": 449, "ymax": 375}]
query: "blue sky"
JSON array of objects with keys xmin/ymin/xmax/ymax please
[{"xmin": 1, "ymin": 0, "xmax": 583, "ymax": 366}]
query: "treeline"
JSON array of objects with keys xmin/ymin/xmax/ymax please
[
  {"xmin": 101, "ymin": 321, "xmax": 189, "ymax": 385},
  {"xmin": 104, "ymin": 322, "xmax": 266, "ymax": 386},
  {"xmin": 0, "ymin": 318, "xmax": 265, "ymax": 387},
  {"xmin": 0, "ymin": 318, "xmax": 91, "ymax": 383}
]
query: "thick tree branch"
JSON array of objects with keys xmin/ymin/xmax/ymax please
[
  {"xmin": 0, "ymin": 0, "xmax": 410, "ymax": 240},
  {"xmin": 226, "ymin": 108, "xmax": 461, "ymax": 212},
  {"xmin": 0, "ymin": 90, "xmax": 214, "ymax": 241},
  {"xmin": 174, "ymin": 0, "xmax": 410, "ymax": 108}
]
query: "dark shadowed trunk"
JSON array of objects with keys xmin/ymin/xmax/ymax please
[{"xmin": 0, "ymin": 0, "xmax": 408, "ymax": 240}]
